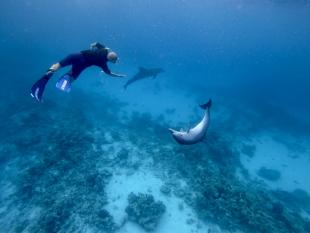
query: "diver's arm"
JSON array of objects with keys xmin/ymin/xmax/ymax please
[
  {"xmin": 100, "ymin": 70, "xmax": 126, "ymax": 78},
  {"xmin": 109, "ymin": 72, "xmax": 126, "ymax": 78},
  {"xmin": 100, "ymin": 64, "xmax": 126, "ymax": 78}
]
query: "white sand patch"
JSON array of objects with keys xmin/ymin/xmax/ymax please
[
  {"xmin": 240, "ymin": 135, "xmax": 310, "ymax": 193},
  {"xmin": 0, "ymin": 182, "xmax": 15, "ymax": 201},
  {"xmin": 105, "ymin": 169, "xmax": 221, "ymax": 233}
]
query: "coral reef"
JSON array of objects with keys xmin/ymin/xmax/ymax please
[
  {"xmin": 1, "ymin": 86, "xmax": 310, "ymax": 233},
  {"xmin": 150, "ymin": 132, "xmax": 310, "ymax": 233},
  {"xmin": 125, "ymin": 192, "xmax": 166, "ymax": 231},
  {"xmin": 273, "ymin": 189, "xmax": 310, "ymax": 214},
  {"xmin": 188, "ymin": 160, "xmax": 309, "ymax": 233},
  {"xmin": 96, "ymin": 209, "xmax": 118, "ymax": 232},
  {"xmin": 0, "ymin": 91, "xmax": 120, "ymax": 232}
]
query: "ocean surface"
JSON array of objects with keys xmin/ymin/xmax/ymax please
[{"xmin": 1, "ymin": 0, "xmax": 310, "ymax": 232}]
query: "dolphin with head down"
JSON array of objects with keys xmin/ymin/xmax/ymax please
[{"xmin": 169, "ymin": 99, "xmax": 212, "ymax": 145}]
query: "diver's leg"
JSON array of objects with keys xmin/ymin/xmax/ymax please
[
  {"xmin": 55, "ymin": 53, "xmax": 86, "ymax": 92},
  {"xmin": 30, "ymin": 53, "xmax": 82, "ymax": 102},
  {"xmin": 56, "ymin": 53, "xmax": 87, "ymax": 92},
  {"xmin": 71, "ymin": 63, "xmax": 86, "ymax": 80},
  {"xmin": 56, "ymin": 65, "xmax": 86, "ymax": 92},
  {"xmin": 55, "ymin": 73, "xmax": 74, "ymax": 92},
  {"xmin": 58, "ymin": 53, "xmax": 83, "ymax": 68}
]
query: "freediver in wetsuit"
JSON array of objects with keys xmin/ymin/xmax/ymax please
[{"xmin": 30, "ymin": 42, "xmax": 126, "ymax": 102}]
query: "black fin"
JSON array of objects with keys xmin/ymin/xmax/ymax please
[
  {"xmin": 30, "ymin": 72, "xmax": 53, "ymax": 102},
  {"xmin": 200, "ymin": 99, "xmax": 212, "ymax": 110}
]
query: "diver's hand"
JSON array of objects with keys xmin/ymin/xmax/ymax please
[
  {"xmin": 115, "ymin": 74, "xmax": 126, "ymax": 78},
  {"xmin": 49, "ymin": 63, "xmax": 61, "ymax": 73},
  {"xmin": 103, "ymin": 71, "xmax": 127, "ymax": 78},
  {"xmin": 46, "ymin": 69, "xmax": 54, "ymax": 76}
]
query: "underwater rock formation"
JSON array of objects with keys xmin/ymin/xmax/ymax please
[
  {"xmin": 96, "ymin": 209, "xmax": 117, "ymax": 232},
  {"xmin": 152, "ymin": 137, "xmax": 310, "ymax": 233},
  {"xmin": 240, "ymin": 143, "xmax": 256, "ymax": 158},
  {"xmin": 273, "ymin": 189, "xmax": 310, "ymax": 214},
  {"xmin": 257, "ymin": 167, "xmax": 281, "ymax": 181},
  {"xmin": 160, "ymin": 184, "xmax": 171, "ymax": 196},
  {"xmin": 190, "ymin": 164, "xmax": 310, "ymax": 233},
  {"xmin": 125, "ymin": 192, "xmax": 166, "ymax": 231},
  {"xmin": 0, "ymin": 94, "xmax": 122, "ymax": 232}
]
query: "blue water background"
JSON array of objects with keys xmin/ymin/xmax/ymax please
[{"xmin": 1, "ymin": 0, "xmax": 309, "ymax": 123}]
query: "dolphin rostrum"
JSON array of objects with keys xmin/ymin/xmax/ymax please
[
  {"xmin": 169, "ymin": 99, "xmax": 212, "ymax": 145},
  {"xmin": 124, "ymin": 67, "xmax": 165, "ymax": 90}
]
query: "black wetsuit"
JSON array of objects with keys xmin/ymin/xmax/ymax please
[
  {"xmin": 59, "ymin": 48, "xmax": 111, "ymax": 79},
  {"xmin": 30, "ymin": 43, "xmax": 112, "ymax": 101}
]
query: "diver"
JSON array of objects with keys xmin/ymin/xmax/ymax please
[{"xmin": 30, "ymin": 42, "xmax": 126, "ymax": 102}]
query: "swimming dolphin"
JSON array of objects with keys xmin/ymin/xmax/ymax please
[
  {"xmin": 169, "ymin": 99, "xmax": 212, "ymax": 145},
  {"xmin": 124, "ymin": 67, "xmax": 164, "ymax": 90}
]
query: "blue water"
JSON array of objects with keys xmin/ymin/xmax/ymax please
[{"xmin": 1, "ymin": 1, "xmax": 310, "ymax": 233}]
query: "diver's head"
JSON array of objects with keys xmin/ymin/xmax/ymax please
[{"xmin": 107, "ymin": 52, "xmax": 118, "ymax": 63}]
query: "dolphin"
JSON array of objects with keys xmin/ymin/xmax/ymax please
[
  {"xmin": 169, "ymin": 99, "xmax": 212, "ymax": 145},
  {"xmin": 124, "ymin": 67, "xmax": 165, "ymax": 90}
]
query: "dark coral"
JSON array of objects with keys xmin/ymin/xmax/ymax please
[
  {"xmin": 273, "ymin": 189, "xmax": 310, "ymax": 214},
  {"xmin": 241, "ymin": 143, "xmax": 256, "ymax": 158},
  {"xmin": 125, "ymin": 192, "xmax": 166, "ymax": 231},
  {"xmin": 96, "ymin": 209, "xmax": 117, "ymax": 232},
  {"xmin": 257, "ymin": 167, "xmax": 281, "ymax": 181}
]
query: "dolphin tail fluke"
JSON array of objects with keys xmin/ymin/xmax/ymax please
[{"xmin": 200, "ymin": 99, "xmax": 212, "ymax": 110}]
